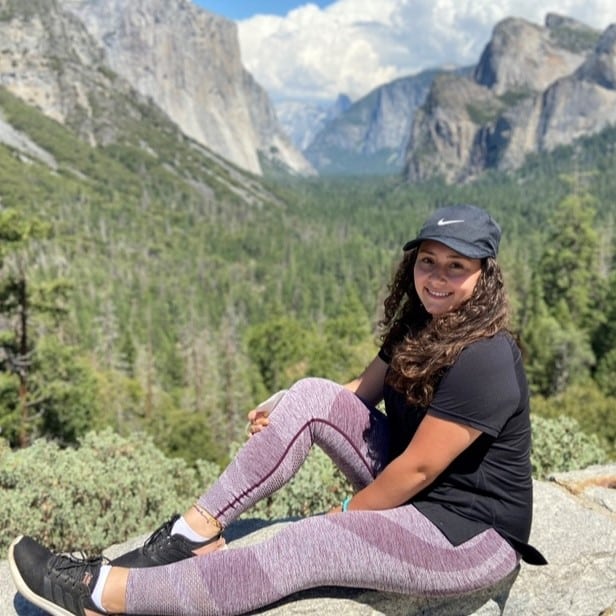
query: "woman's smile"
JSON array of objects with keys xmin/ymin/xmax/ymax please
[
  {"xmin": 414, "ymin": 240, "xmax": 483, "ymax": 315},
  {"xmin": 425, "ymin": 288, "xmax": 453, "ymax": 298}
]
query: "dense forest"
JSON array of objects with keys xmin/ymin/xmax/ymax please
[{"xmin": 0, "ymin": 84, "xmax": 614, "ymax": 474}]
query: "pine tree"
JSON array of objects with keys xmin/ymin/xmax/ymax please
[
  {"xmin": 536, "ymin": 192, "xmax": 604, "ymax": 332},
  {"xmin": 0, "ymin": 209, "xmax": 65, "ymax": 446}
]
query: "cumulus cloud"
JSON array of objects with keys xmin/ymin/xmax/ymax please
[{"xmin": 237, "ymin": 0, "xmax": 616, "ymax": 102}]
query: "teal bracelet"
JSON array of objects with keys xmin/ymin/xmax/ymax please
[{"xmin": 342, "ymin": 496, "xmax": 352, "ymax": 512}]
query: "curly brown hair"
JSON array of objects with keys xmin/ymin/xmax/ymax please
[{"xmin": 380, "ymin": 248, "xmax": 509, "ymax": 407}]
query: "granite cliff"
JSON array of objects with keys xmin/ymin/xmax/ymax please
[
  {"xmin": 276, "ymin": 13, "xmax": 616, "ymax": 180},
  {"xmin": 303, "ymin": 70, "xmax": 442, "ymax": 175},
  {"xmin": 2, "ymin": 3, "xmax": 611, "ymax": 182},
  {"xmin": 405, "ymin": 14, "xmax": 616, "ymax": 183},
  {"xmin": 0, "ymin": 0, "xmax": 312, "ymax": 176}
]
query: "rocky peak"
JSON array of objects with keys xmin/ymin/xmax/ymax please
[
  {"xmin": 0, "ymin": 0, "xmax": 139, "ymax": 145},
  {"xmin": 473, "ymin": 16, "xmax": 586, "ymax": 95},
  {"xmin": 330, "ymin": 94, "xmax": 353, "ymax": 118},
  {"xmin": 406, "ymin": 14, "xmax": 609, "ymax": 183},
  {"xmin": 0, "ymin": 0, "xmax": 312, "ymax": 176},
  {"xmin": 575, "ymin": 24, "xmax": 616, "ymax": 89}
]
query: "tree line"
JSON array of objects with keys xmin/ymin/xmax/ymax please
[{"xmin": 0, "ymin": 101, "xmax": 615, "ymax": 465}]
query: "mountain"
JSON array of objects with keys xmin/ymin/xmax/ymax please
[
  {"xmin": 303, "ymin": 70, "xmax": 443, "ymax": 176},
  {"xmin": 405, "ymin": 14, "xmax": 612, "ymax": 183},
  {"xmin": 0, "ymin": 0, "xmax": 131, "ymax": 147},
  {"xmin": 275, "ymin": 94, "xmax": 352, "ymax": 152},
  {"xmin": 281, "ymin": 67, "xmax": 470, "ymax": 176},
  {"xmin": 0, "ymin": 0, "xmax": 312, "ymax": 177},
  {"xmin": 274, "ymin": 12, "xmax": 613, "ymax": 182},
  {"xmin": 0, "ymin": 0, "xmax": 286, "ymax": 245}
]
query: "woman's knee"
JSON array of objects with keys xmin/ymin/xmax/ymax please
[
  {"xmin": 277, "ymin": 377, "xmax": 346, "ymax": 419},
  {"xmin": 287, "ymin": 377, "xmax": 344, "ymax": 405}
]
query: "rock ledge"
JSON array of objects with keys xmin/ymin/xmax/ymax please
[{"xmin": 3, "ymin": 465, "xmax": 615, "ymax": 615}]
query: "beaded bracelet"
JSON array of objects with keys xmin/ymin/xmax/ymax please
[{"xmin": 341, "ymin": 496, "xmax": 352, "ymax": 512}]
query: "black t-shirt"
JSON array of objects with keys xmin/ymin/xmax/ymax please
[{"xmin": 379, "ymin": 332, "xmax": 546, "ymax": 564}]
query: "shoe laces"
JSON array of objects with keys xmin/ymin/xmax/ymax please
[
  {"xmin": 143, "ymin": 515, "xmax": 177, "ymax": 549},
  {"xmin": 49, "ymin": 552, "xmax": 107, "ymax": 589}
]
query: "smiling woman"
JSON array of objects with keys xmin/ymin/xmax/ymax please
[
  {"xmin": 8, "ymin": 202, "xmax": 546, "ymax": 616},
  {"xmin": 403, "ymin": 204, "xmax": 500, "ymax": 316},
  {"xmin": 414, "ymin": 241, "xmax": 483, "ymax": 315}
]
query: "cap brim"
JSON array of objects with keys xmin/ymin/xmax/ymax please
[
  {"xmin": 403, "ymin": 238, "xmax": 420, "ymax": 251},
  {"xmin": 403, "ymin": 236, "xmax": 491, "ymax": 259}
]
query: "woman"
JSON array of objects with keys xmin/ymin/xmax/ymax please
[{"xmin": 8, "ymin": 203, "xmax": 546, "ymax": 616}]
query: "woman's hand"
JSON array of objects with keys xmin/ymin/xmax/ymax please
[
  {"xmin": 245, "ymin": 390, "xmax": 288, "ymax": 438},
  {"xmin": 246, "ymin": 408, "xmax": 270, "ymax": 437}
]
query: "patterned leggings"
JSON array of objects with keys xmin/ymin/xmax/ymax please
[{"xmin": 125, "ymin": 377, "xmax": 518, "ymax": 615}]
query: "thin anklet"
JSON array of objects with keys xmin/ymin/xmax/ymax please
[{"xmin": 193, "ymin": 504, "xmax": 223, "ymax": 531}]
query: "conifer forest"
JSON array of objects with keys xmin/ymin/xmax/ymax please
[{"xmin": 0, "ymin": 87, "xmax": 614, "ymax": 550}]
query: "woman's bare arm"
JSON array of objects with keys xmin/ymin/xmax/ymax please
[
  {"xmin": 344, "ymin": 414, "xmax": 482, "ymax": 510},
  {"xmin": 343, "ymin": 355, "xmax": 387, "ymax": 407}
]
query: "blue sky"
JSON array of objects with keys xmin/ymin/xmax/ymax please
[{"xmin": 192, "ymin": 1, "xmax": 334, "ymax": 21}]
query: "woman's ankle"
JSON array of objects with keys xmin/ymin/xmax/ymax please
[
  {"xmin": 101, "ymin": 567, "xmax": 129, "ymax": 613},
  {"xmin": 184, "ymin": 504, "xmax": 222, "ymax": 538}
]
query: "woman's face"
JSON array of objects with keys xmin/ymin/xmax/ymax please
[{"xmin": 413, "ymin": 240, "xmax": 483, "ymax": 315}]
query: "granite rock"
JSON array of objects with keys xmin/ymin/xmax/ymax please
[{"xmin": 3, "ymin": 465, "xmax": 615, "ymax": 615}]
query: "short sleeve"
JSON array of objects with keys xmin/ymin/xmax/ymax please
[
  {"xmin": 427, "ymin": 335, "xmax": 523, "ymax": 437},
  {"xmin": 378, "ymin": 346, "xmax": 391, "ymax": 364}
]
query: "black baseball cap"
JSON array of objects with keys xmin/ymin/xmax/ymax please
[{"xmin": 403, "ymin": 204, "xmax": 501, "ymax": 259}]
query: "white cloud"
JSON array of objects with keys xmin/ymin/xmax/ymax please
[{"xmin": 237, "ymin": 0, "xmax": 616, "ymax": 102}]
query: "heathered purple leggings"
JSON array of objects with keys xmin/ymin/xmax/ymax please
[{"xmin": 125, "ymin": 377, "xmax": 518, "ymax": 615}]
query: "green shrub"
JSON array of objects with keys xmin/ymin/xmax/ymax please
[
  {"xmin": 531, "ymin": 415, "xmax": 609, "ymax": 480},
  {"xmin": 532, "ymin": 382, "xmax": 615, "ymax": 456},
  {"xmin": 0, "ymin": 431, "xmax": 350, "ymax": 553},
  {"xmin": 2, "ymin": 416, "xmax": 608, "ymax": 556},
  {"xmin": 465, "ymin": 101, "xmax": 504, "ymax": 125},
  {"xmin": 549, "ymin": 25, "xmax": 600, "ymax": 54},
  {"xmin": 0, "ymin": 429, "xmax": 219, "ymax": 553}
]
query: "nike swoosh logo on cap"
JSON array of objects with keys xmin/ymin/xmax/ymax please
[{"xmin": 437, "ymin": 218, "xmax": 464, "ymax": 226}]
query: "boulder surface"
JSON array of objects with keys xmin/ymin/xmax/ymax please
[{"xmin": 3, "ymin": 465, "xmax": 615, "ymax": 615}]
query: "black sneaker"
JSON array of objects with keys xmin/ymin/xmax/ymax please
[
  {"xmin": 110, "ymin": 513, "xmax": 223, "ymax": 568},
  {"xmin": 8, "ymin": 535, "xmax": 104, "ymax": 616}
]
